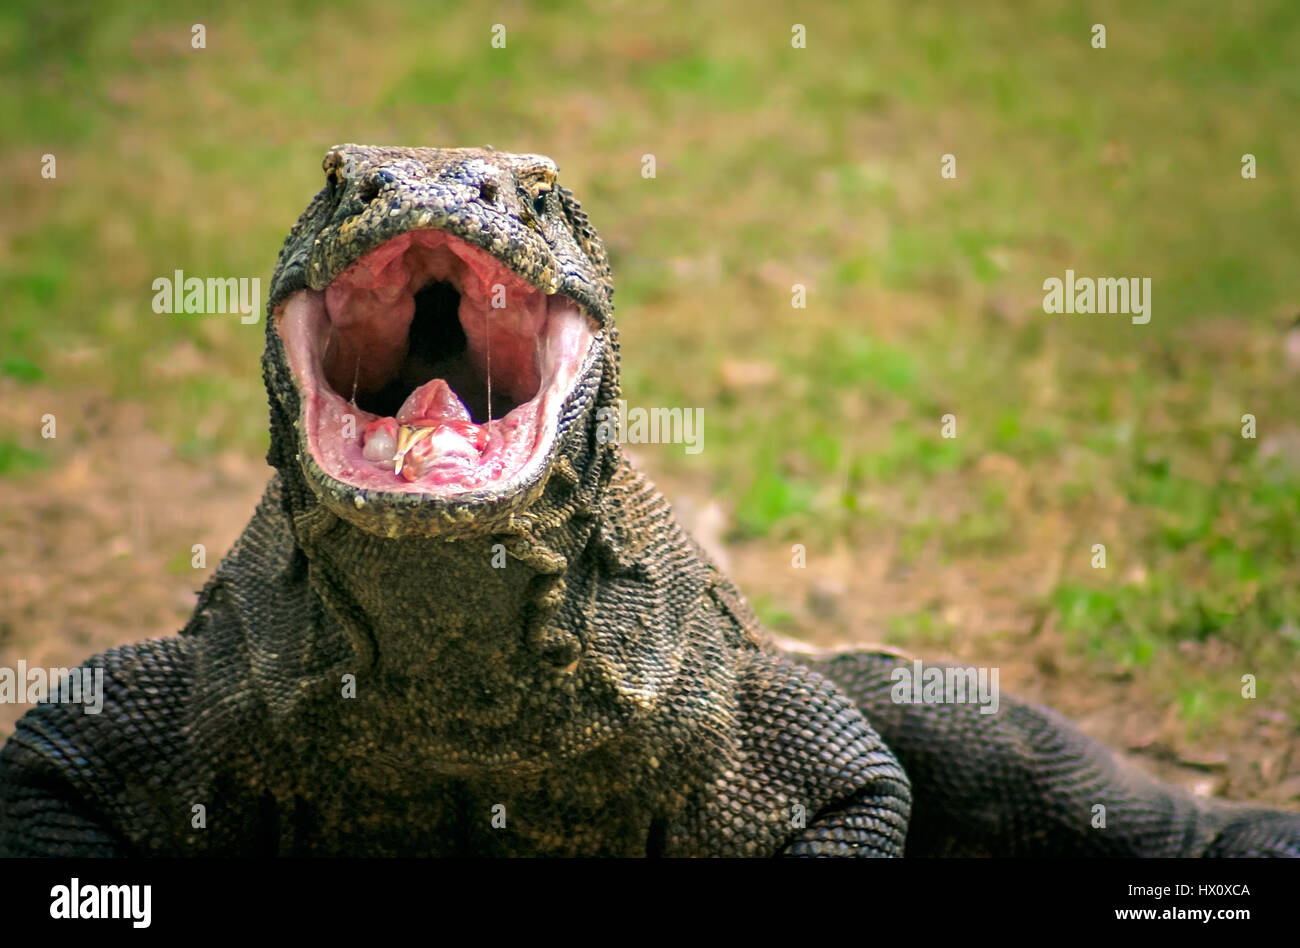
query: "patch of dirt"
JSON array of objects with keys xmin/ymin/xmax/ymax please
[
  {"xmin": 651, "ymin": 461, "xmax": 1300, "ymax": 813},
  {"xmin": 0, "ymin": 380, "xmax": 267, "ymax": 739}
]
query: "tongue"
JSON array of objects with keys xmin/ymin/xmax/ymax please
[
  {"xmin": 375, "ymin": 378, "xmax": 489, "ymax": 481},
  {"xmin": 396, "ymin": 378, "xmax": 472, "ymax": 427}
]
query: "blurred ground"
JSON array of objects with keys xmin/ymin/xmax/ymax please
[{"xmin": 1, "ymin": 1, "xmax": 1298, "ymax": 807}]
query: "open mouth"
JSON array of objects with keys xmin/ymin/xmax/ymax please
[{"xmin": 276, "ymin": 230, "xmax": 597, "ymax": 494}]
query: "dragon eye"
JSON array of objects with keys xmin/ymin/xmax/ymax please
[{"xmin": 532, "ymin": 192, "xmax": 548, "ymax": 216}]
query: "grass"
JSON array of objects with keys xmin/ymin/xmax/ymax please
[{"xmin": 1, "ymin": 0, "xmax": 1297, "ymax": 739}]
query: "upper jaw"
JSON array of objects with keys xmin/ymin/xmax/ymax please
[
  {"xmin": 301, "ymin": 147, "xmax": 600, "ymax": 317},
  {"xmin": 306, "ymin": 185, "xmax": 568, "ymax": 300},
  {"xmin": 267, "ymin": 145, "xmax": 614, "ymax": 342}
]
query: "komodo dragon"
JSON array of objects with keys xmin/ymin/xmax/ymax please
[{"xmin": 2, "ymin": 145, "xmax": 1296, "ymax": 857}]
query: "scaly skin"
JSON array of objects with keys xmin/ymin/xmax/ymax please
[{"xmin": 0, "ymin": 146, "xmax": 1295, "ymax": 856}]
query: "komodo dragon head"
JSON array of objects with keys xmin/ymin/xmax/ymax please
[{"xmin": 265, "ymin": 145, "xmax": 619, "ymax": 538}]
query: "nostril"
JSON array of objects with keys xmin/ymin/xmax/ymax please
[
  {"xmin": 479, "ymin": 180, "xmax": 498, "ymax": 204},
  {"xmin": 358, "ymin": 169, "xmax": 395, "ymax": 205}
]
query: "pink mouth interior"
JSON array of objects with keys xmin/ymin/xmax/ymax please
[{"xmin": 276, "ymin": 230, "xmax": 595, "ymax": 494}]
